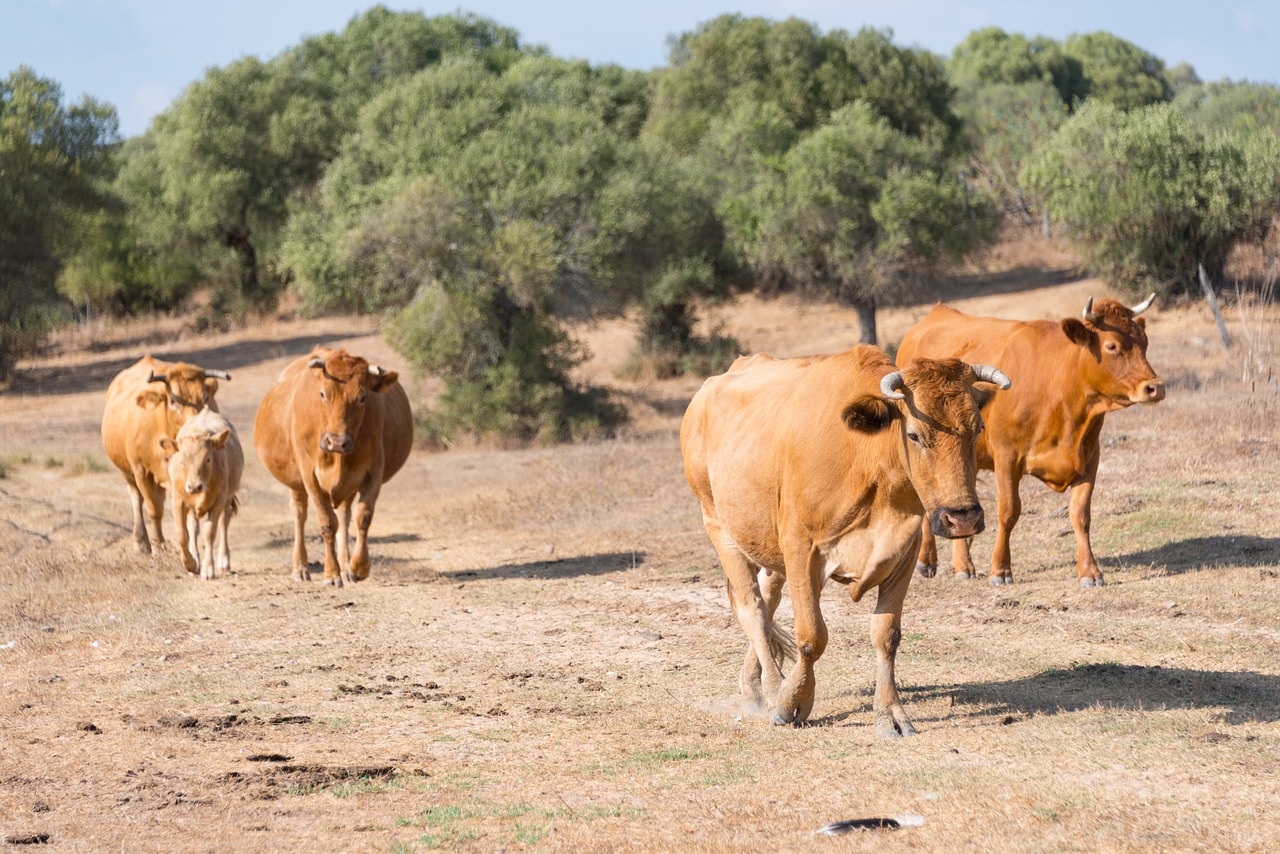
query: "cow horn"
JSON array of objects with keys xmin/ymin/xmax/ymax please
[
  {"xmin": 971, "ymin": 364, "xmax": 1012, "ymax": 390},
  {"xmin": 880, "ymin": 371, "xmax": 906, "ymax": 400},
  {"xmin": 368, "ymin": 364, "xmax": 385, "ymax": 376},
  {"xmin": 1082, "ymin": 297, "xmax": 1098, "ymax": 325},
  {"xmin": 204, "ymin": 369, "xmax": 231, "ymax": 380},
  {"xmin": 307, "ymin": 357, "xmax": 326, "ymax": 369},
  {"xmin": 1130, "ymin": 293, "xmax": 1156, "ymax": 316},
  {"xmin": 147, "ymin": 371, "xmax": 167, "ymax": 384}
]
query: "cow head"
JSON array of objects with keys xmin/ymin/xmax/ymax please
[
  {"xmin": 1060, "ymin": 295, "xmax": 1165, "ymax": 406},
  {"xmin": 879, "ymin": 358, "xmax": 1011, "ymax": 539},
  {"xmin": 137, "ymin": 363, "xmax": 230, "ymax": 425},
  {"xmin": 306, "ymin": 350, "xmax": 399, "ymax": 456},
  {"xmin": 159, "ymin": 410, "xmax": 231, "ymax": 496}
]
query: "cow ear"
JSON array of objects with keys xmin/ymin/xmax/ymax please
[
  {"xmin": 842, "ymin": 395, "xmax": 894, "ymax": 432},
  {"xmin": 158, "ymin": 437, "xmax": 177, "ymax": 459},
  {"xmin": 1061, "ymin": 318, "xmax": 1096, "ymax": 347},
  {"xmin": 1134, "ymin": 316, "xmax": 1147, "ymax": 331},
  {"xmin": 204, "ymin": 378, "xmax": 219, "ymax": 397},
  {"xmin": 210, "ymin": 429, "xmax": 231, "ymax": 450},
  {"xmin": 137, "ymin": 390, "xmax": 166, "ymax": 409},
  {"xmin": 371, "ymin": 370, "xmax": 399, "ymax": 392}
]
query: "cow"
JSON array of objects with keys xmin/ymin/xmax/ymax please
[
  {"xmin": 254, "ymin": 347, "xmax": 412, "ymax": 586},
  {"xmin": 896, "ymin": 295, "xmax": 1165, "ymax": 588},
  {"xmin": 161, "ymin": 407, "xmax": 244, "ymax": 580},
  {"xmin": 681, "ymin": 345, "xmax": 1010, "ymax": 736},
  {"xmin": 101, "ymin": 356, "xmax": 231, "ymax": 554}
]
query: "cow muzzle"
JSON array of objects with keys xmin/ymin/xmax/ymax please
[
  {"xmin": 321, "ymin": 432, "xmax": 355, "ymax": 455},
  {"xmin": 1132, "ymin": 378, "xmax": 1166, "ymax": 403},
  {"xmin": 185, "ymin": 481, "xmax": 206, "ymax": 495},
  {"xmin": 930, "ymin": 504, "xmax": 985, "ymax": 539}
]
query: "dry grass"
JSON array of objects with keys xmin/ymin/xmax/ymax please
[{"xmin": 2, "ymin": 247, "xmax": 1279, "ymax": 852}]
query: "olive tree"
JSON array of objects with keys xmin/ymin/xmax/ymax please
[
  {"xmin": 0, "ymin": 67, "xmax": 117, "ymax": 377},
  {"xmin": 1022, "ymin": 100, "xmax": 1280, "ymax": 298}
]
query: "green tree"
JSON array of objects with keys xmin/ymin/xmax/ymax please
[
  {"xmin": 729, "ymin": 102, "xmax": 996, "ymax": 344},
  {"xmin": 284, "ymin": 55, "xmax": 707, "ymax": 441},
  {"xmin": 1022, "ymin": 100, "xmax": 1280, "ymax": 298},
  {"xmin": 1063, "ymin": 32, "xmax": 1173, "ymax": 110},
  {"xmin": 646, "ymin": 15, "xmax": 959, "ymax": 155},
  {"xmin": 0, "ymin": 67, "xmax": 117, "ymax": 377},
  {"xmin": 953, "ymin": 80, "xmax": 1067, "ymax": 221},
  {"xmin": 948, "ymin": 27, "xmax": 1085, "ymax": 106},
  {"xmin": 1176, "ymin": 79, "xmax": 1280, "ymax": 136}
]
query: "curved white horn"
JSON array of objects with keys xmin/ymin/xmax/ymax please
[
  {"xmin": 204, "ymin": 369, "xmax": 231, "ymax": 380},
  {"xmin": 307, "ymin": 357, "xmax": 326, "ymax": 369},
  {"xmin": 971, "ymin": 364, "xmax": 1011, "ymax": 390},
  {"xmin": 1130, "ymin": 293, "xmax": 1156, "ymax": 316},
  {"xmin": 1082, "ymin": 297, "xmax": 1098, "ymax": 324},
  {"xmin": 368, "ymin": 364, "xmax": 385, "ymax": 376},
  {"xmin": 880, "ymin": 371, "xmax": 906, "ymax": 400}
]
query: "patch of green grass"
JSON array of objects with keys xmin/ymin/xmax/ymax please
[
  {"xmin": 330, "ymin": 776, "xmax": 401, "ymax": 799},
  {"xmin": 66, "ymin": 453, "xmax": 109, "ymax": 476},
  {"xmin": 623, "ymin": 746, "xmax": 709, "ymax": 767},
  {"xmin": 696, "ymin": 763, "xmax": 756, "ymax": 786},
  {"xmin": 44, "ymin": 455, "xmax": 63, "ymax": 468},
  {"xmin": 512, "ymin": 821, "xmax": 546, "ymax": 846},
  {"xmin": 320, "ymin": 716, "xmax": 353, "ymax": 730},
  {"xmin": 903, "ymin": 631, "xmax": 925, "ymax": 642}
]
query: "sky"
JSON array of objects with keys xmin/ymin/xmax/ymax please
[{"xmin": 5, "ymin": 0, "xmax": 1279, "ymax": 138}]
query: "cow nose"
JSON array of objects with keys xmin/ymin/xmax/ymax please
[
  {"xmin": 321, "ymin": 432, "xmax": 354, "ymax": 455},
  {"xmin": 186, "ymin": 481, "xmax": 205, "ymax": 495},
  {"xmin": 1142, "ymin": 378, "xmax": 1166, "ymax": 402},
  {"xmin": 931, "ymin": 504, "xmax": 985, "ymax": 539}
]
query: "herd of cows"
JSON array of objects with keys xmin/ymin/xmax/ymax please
[{"xmin": 96, "ymin": 295, "xmax": 1164, "ymax": 735}]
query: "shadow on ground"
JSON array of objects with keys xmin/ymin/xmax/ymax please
[
  {"xmin": 441, "ymin": 551, "xmax": 647, "ymax": 581},
  {"xmin": 1109, "ymin": 535, "xmax": 1280, "ymax": 574},
  {"xmin": 898, "ymin": 662, "xmax": 1280, "ymax": 727}
]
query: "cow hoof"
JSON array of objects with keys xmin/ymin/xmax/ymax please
[
  {"xmin": 989, "ymin": 575, "xmax": 1013, "ymax": 586},
  {"xmin": 954, "ymin": 571, "xmax": 974, "ymax": 580},
  {"xmin": 292, "ymin": 572, "xmax": 310, "ymax": 582},
  {"xmin": 1080, "ymin": 577, "xmax": 1106, "ymax": 588},
  {"xmin": 915, "ymin": 562, "xmax": 937, "ymax": 579},
  {"xmin": 770, "ymin": 711, "xmax": 796, "ymax": 726},
  {"xmin": 323, "ymin": 577, "xmax": 344, "ymax": 588}
]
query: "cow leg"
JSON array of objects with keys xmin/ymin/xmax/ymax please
[
  {"xmin": 775, "ymin": 545, "xmax": 827, "ymax": 726},
  {"xmin": 1071, "ymin": 441, "xmax": 1104, "ymax": 588},
  {"xmin": 870, "ymin": 567, "xmax": 916, "ymax": 738},
  {"xmin": 214, "ymin": 501, "xmax": 232, "ymax": 578},
  {"xmin": 200, "ymin": 504, "xmax": 220, "ymax": 580},
  {"xmin": 310, "ymin": 490, "xmax": 343, "ymax": 587},
  {"xmin": 989, "ymin": 458, "xmax": 1023, "ymax": 585},
  {"xmin": 346, "ymin": 477, "xmax": 383, "ymax": 583},
  {"xmin": 125, "ymin": 478, "xmax": 152, "ymax": 554},
  {"xmin": 951, "ymin": 536, "xmax": 977, "ymax": 579},
  {"xmin": 290, "ymin": 489, "xmax": 311, "ymax": 582},
  {"xmin": 336, "ymin": 499, "xmax": 352, "ymax": 576},
  {"xmin": 739, "ymin": 567, "xmax": 787, "ymax": 709},
  {"xmin": 140, "ymin": 474, "xmax": 167, "ymax": 552},
  {"xmin": 915, "ymin": 517, "xmax": 938, "ymax": 578},
  {"xmin": 704, "ymin": 517, "xmax": 785, "ymax": 716},
  {"xmin": 172, "ymin": 500, "xmax": 196, "ymax": 575}
]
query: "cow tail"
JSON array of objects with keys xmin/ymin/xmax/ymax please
[
  {"xmin": 767, "ymin": 619, "xmax": 798, "ymax": 666},
  {"xmin": 228, "ymin": 495, "xmax": 240, "ymax": 517}
]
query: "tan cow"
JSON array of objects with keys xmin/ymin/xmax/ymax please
[
  {"xmin": 254, "ymin": 347, "xmax": 412, "ymax": 586},
  {"xmin": 681, "ymin": 346, "xmax": 1010, "ymax": 736},
  {"xmin": 897, "ymin": 296, "xmax": 1165, "ymax": 587},
  {"xmin": 161, "ymin": 407, "xmax": 244, "ymax": 580},
  {"xmin": 101, "ymin": 356, "xmax": 231, "ymax": 554}
]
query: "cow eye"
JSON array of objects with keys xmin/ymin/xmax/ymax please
[
  {"xmin": 1104, "ymin": 341, "xmax": 1120, "ymax": 353},
  {"xmin": 906, "ymin": 430, "xmax": 922, "ymax": 445},
  {"xmin": 319, "ymin": 389, "xmax": 328, "ymax": 402},
  {"xmin": 358, "ymin": 392, "xmax": 368, "ymax": 405}
]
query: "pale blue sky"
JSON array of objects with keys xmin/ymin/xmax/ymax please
[{"xmin": 5, "ymin": 1, "xmax": 1278, "ymax": 137}]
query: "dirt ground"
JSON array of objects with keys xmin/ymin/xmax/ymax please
[{"xmin": 2, "ymin": 250, "xmax": 1279, "ymax": 852}]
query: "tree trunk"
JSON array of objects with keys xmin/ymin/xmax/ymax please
[
  {"xmin": 215, "ymin": 223, "xmax": 258, "ymax": 300},
  {"xmin": 1041, "ymin": 208, "xmax": 1051, "ymax": 239},
  {"xmin": 852, "ymin": 296, "xmax": 877, "ymax": 346},
  {"xmin": 1197, "ymin": 262, "xmax": 1233, "ymax": 349}
]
